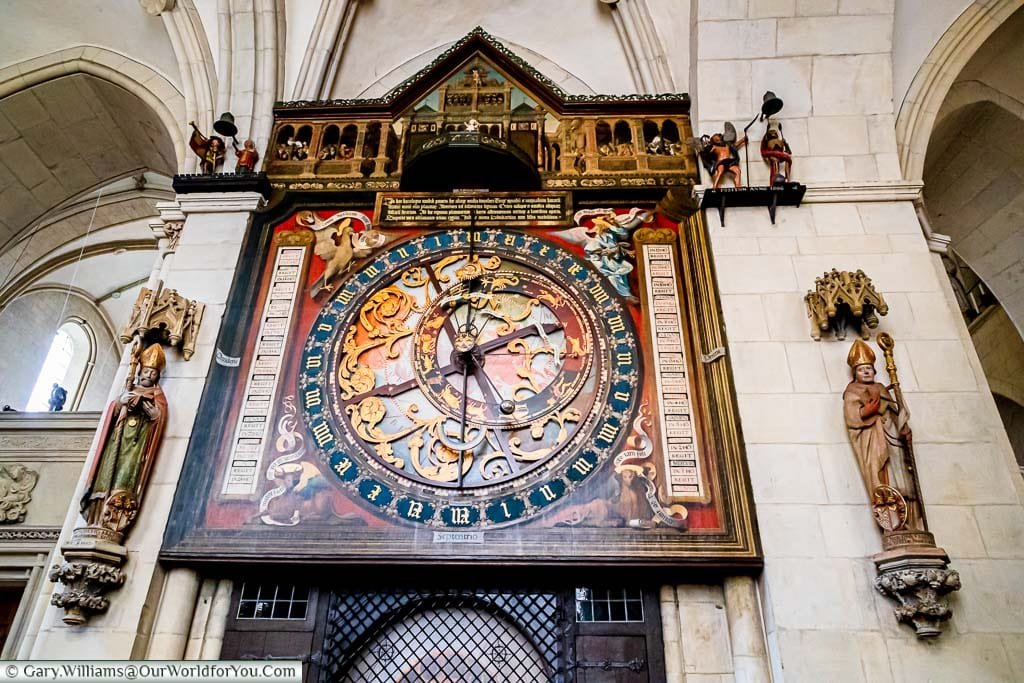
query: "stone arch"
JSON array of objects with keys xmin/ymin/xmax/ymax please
[
  {"xmin": 936, "ymin": 79, "xmax": 1024, "ymax": 129},
  {"xmin": 143, "ymin": 0, "xmax": 218, "ymax": 173},
  {"xmin": 923, "ymin": 99, "xmax": 1024, "ymax": 335},
  {"xmin": 895, "ymin": 0, "xmax": 1024, "ymax": 181},
  {"xmin": 0, "ymin": 46, "xmax": 187, "ymax": 168}
]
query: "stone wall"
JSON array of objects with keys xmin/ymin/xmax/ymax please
[
  {"xmin": 0, "ymin": 412, "xmax": 95, "ymax": 658},
  {"xmin": 695, "ymin": 2, "xmax": 1024, "ymax": 679},
  {"xmin": 971, "ymin": 305, "xmax": 1024, "ymax": 468}
]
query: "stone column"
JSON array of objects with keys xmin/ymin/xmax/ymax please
[
  {"xmin": 146, "ymin": 568, "xmax": 201, "ymax": 659},
  {"xmin": 183, "ymin": 578, "xmax": 232, "ymax": 660},
  {"xmin": 659, "ymin": 586, "xmax": 684, "ymax": 683},
  {"xmin": 200, "ymin": 579, "xmax": 233, "ymax": 660},
  {"xmin": 27, "ymin": 192, "xmax": 265, "ymax": 659},
  {"xmin": 724, "ymin": 576, "xmax": 772, "ymax": 683}
]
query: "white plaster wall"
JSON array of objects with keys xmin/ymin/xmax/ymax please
[
  {"xmin": 282, "ymin": 0, "xmax": 321, "ymax": 101},
  {"xmin": 327, "ymin": 0, "xmax": 637, "ymax": 97},
  {"xmin": 0, "ymin": 0, "xmax": 181, "ymax": 87},
  {"xmin": 695, "ymin": 0, "xmax": 902, "ymax": 186},
  {"xmin": 27, "ymin": 194, "xmax": 260, "ymax": 658},
  {"xmin": 646, "ymin": 0, "xmax": 695, "ymax": 91},
  {"xmin": 193, "ymin": 0, "xmax": 221, "ymax": 85},
  {"xmin": 713, "ymin": 200, "xmax": 1024, "ymax": 681}
]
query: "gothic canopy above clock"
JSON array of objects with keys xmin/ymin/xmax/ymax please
[{"xmin": 261, "ymin": 27, "xmax": 700, "ymax": 194}]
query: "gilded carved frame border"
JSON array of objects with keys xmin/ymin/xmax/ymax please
[{"xmin": 674, "ymin": 210, "xmax": 760, "ymax": 555}]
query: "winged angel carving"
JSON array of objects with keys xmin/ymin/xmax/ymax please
[
  {"xmin": 296, "ymin": 210, "xmax": 386, "ymax": 297},
  {"xmin": 0, "ymin": 464, "xmax": 39, "ymax": 524}
]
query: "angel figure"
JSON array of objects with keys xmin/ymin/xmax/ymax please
[
  {"xmin": 297, "ymin": 211, "xmax": 385, "ymax": 297},
  {"xmin": 693, "ymin": 122, "xmax": 747, "ymax": 188},
  {"xmin": 564, "ymin": 208, "xmax": 650, "ymax": 303}
]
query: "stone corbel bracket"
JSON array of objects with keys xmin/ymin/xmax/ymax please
[
  {"xmin": 119, "ymin": 286, "xmax": 205, "ymax": 360},
  {"xmin": 874, "ymin": 547, "xmax": 961, "ymax": 638},
  {"xmin": 805, "ymin": 268, "xmax": 888, "ymax": 341},
  {"xmin": 48, "ymin": 539, "xmax": 127, "ymax": 626}
]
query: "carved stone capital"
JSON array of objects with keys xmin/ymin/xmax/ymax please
[
  {"xmin": 874, "ymin": 547, "xmax": 961, "ymax": 638},
  {"xmin": 48, "ymin": 533, "xmax": 128, "ymax": 625},
  {"xmin": 163, "ymin": 221, "xmax": 184, "ymax": 252},
  {"xmin": 139, "ymin": 0, "xmax": 175, "ymax": 16}
]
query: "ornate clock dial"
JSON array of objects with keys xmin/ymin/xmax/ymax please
[{"xmin": 301, "ymin": 229, "xmax": 640, "ymax": 528}]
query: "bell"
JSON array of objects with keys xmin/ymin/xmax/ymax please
[
  {"xmin": 760, "ymin": 91, "xmax": 784, "ymax": 119},
  {"xmin": 213, "ymin": 112, "xmax": 238, "ymax": 138}
]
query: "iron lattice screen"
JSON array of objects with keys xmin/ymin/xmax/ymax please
[{"xmin": 317, "ymin": 588, "xmax": 570, "ymax": 683}]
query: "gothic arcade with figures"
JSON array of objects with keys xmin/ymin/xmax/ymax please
[{"xmin": 0, "ymin": 2, "xmax": 1023, "ymax": 681}]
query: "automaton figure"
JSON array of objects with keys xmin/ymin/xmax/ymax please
[
  {"xmin": 695, "ymin": 123, "xmax": 747, "ymax": 188},
  {"xmin": 188, "ymin": 121, "xmax": 225, "ymax": 174}
]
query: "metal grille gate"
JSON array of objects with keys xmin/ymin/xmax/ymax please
[{"xmin": 317, "ymin": 588, "xmax": 570, "ymax": 682}]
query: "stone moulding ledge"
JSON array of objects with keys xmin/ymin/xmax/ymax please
[
  {"xmin": 693, "ymin": 180, "xmax": 924, "ymax": 206},
  {"xmin": 175, "ymin": 192, "xmax": 268, "ymax": 214}
]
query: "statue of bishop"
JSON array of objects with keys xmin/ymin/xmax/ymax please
[
  {"xmin": 842, "ymin": 339, "xmax": 923, "ymax": 533},
  {"xmin": 80, "ymin": 343, "xmax": 168, "ymax": 536}
]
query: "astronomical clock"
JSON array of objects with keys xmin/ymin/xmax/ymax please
[{"xmin": 164, "ymin": 29, "xmax": 759, "ymax": 568}]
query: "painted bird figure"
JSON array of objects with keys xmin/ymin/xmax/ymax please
[{"xmin": 298, "ymin": 210, "xmax": 383, "ymax": 298}]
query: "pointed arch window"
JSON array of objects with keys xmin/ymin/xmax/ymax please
[{"xmin": 25, "ymin": 321, "xmax": 94, "ymax": 411}]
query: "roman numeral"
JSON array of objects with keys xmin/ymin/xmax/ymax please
[
  {"xmin": 617, "ymin": 352, "xmax": 633, "ymax": 366},
  {"xmin": 570, "ymin": 458, "xmax": 595, "ymax": 477},
  {"xmin": 588, "ymin": 283, "xmax": 609, "ymax": 304},
  {"xmin": 597, "ymin": 422, "xmax": 619, "ymax": 445},
  {"xmin": 304, "ymin": 389, "xmax": 321, "ymax": 409},
  {"xmin": 449, "ymin": 507, "xmax": 471, "ymax": 525},
  {"xmin": 310, "ymin": 421, "xmax": 334, "ymax": 448},
  {"xmin": 608, "ymin": 315, "xmax": 625, "ymax": 334},
  {"xmin": 305, "ymin": 354, "xmax": 322, "ymax": 369}
]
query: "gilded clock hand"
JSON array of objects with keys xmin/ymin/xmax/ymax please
[
  {"xmin": 456, "ymin": 322, "xmax": 473, "ymax": 488},
  {"xmin": 461, "ymin": 214, "xmax": 478, "ymax": 330}
]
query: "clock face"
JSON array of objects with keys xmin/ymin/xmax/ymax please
[{"xmin": 300, "ymin": 229, "xmax": 641, "ymax": 528}]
